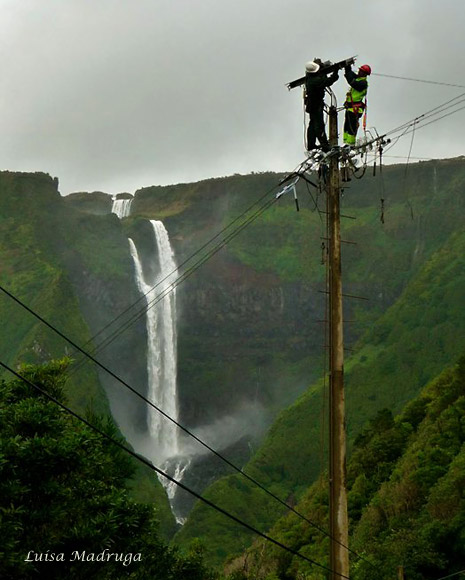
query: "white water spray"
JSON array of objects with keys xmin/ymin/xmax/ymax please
[
  {"xmin": 112, "ymin": 197, "xmax": 133, "ymax": 218},
  {"xmin": 128, "ymin": 221, "xmax": 180, "ymax": 461},
  {"xmin": 128, "ymin": 220, "xmax": 191, "ymax": 523}
]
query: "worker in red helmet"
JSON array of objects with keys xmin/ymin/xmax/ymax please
[{"xmin": 343, "ymin": 63, "xmax": 371, "ymax": 145}]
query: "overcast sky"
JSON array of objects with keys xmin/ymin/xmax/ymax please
[{"xmin": 0, "ymin": 0, "xmax": 464, "ymax": 195}]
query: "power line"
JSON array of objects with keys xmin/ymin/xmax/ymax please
[
  {"xmin": 433, "ymin": 570, "xmax": 465, "ymax": 580},
  {"xmin": 372, "ymin": 72, "xmax": 465, "ymax": 89},
  {"xmin": 353, "ymin": 91, "xmax": 465, "ymax": 168},
  {"xmin": 400, "ymin": 102, "xmax": 465, "ymax": 138},
  {"xmin": 383, "ymin": 155, "xmax": 434, "ymax": 160},
  {"xmin": 78, "ymin": 157, "xmax": 324, "ymax": 362},
  {"xmin": 70, "ymin": 193, "xmax": 278, "ymax": 374},
  {"xmin": 385, "ymin": 93, "xmax": 465, "ymax": 139},
  {"xmin": 352, "ymin": 90, "xmax": 465, "ymax": 158},
  {"xmin": 73, "ymin": 181, "xmax": 282, "ymax": 359},
  {"xmin": 70, "ymin": 166, "xmax": 315, "ymax": 368},
  {"xmin": 374, "ymin": 99, "xmax": 465, "ymax": 161},
  {"xmin": 0, "ymin": 283, "xmax": 371, "ymax": 566},
  {"xmin": 0, "ymin": 360, "xmax": 350, "ymax": 580}
]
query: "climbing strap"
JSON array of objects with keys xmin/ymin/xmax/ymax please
[{"xmin": 362, "ymin": 96, "xmax": 368, "ymax": 131}]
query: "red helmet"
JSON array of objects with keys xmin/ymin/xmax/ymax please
[{"xmin": 359, "ymin": 64, "xmax": 372, "ymax": 76}]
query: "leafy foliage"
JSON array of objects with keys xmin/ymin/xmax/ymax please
[
  {"xmin": 226, "ymin": 355, "xmax": 465, "ymax": 579},
  {"xmin": 0, "ymin": 361, "xmax": 216, "ymax": 579}
]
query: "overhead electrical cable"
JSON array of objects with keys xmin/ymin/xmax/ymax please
[
  {"xmin": 384, "ymin": 93, "xmax": 465, "ymax": 139},
  {"xmin": 70, "ymin": 165, "xmax": 314, "ymax": 369},
  {"xmin": 70, "ymin": 194, "xmax": 279, "ymax": 373},
  {"xmin": 372, "ymin": 72, "xmax": 465, "ymax": 89},
  {"xmin": 351, "ymin": 91, "xmax": 465, "ymax": 158},
  {"xmin": 399, "ymin": 102, "xmax": 465, "ymax": 138},
  {"xmin": 0, "ymin": 284, "xmax": 371, "ymax": 566},
  {"xmin": 353, "ymin": 97, "xmax": 465, "ymax": 170},
  {"xmin": 73, "ymin": 157, "xmax": 323, "ymax": 365},
  {"xmin": 0, "ymin": 361, "xmax": 350, "ymax": 580},
  {"xmin": 383, "ymin": 155, "xmax": 434, "ymax": 161},
  {"xmin": 433, "ymin": 570, "xmax": 465, "ymax": 580},
  {"xmin": 74, "ymin": 182, "xmax": 284, "ymax": 358},
  {"xmin": 364, "ymin": 99, "xmax": 465, "ymax": 164}
]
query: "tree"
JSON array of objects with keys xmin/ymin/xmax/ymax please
[{"xmin": 0, "ymin": 360, "xmax": 216, "ymax": 579}]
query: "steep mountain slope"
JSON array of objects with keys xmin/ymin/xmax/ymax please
[
  {"xmin": 174, "ymin": 158, "xmax": 465, "ymax": 564},
  {"xmin": 231, "ymin": 354, "xmax": 465, "ymax": 580},
  {"xmin": 3, "ymin": 157, "xmax": 465, "ymax": 556},
  {"xmin": 0, "ymin": 172, "xmax": 104, "ymax": 412}
]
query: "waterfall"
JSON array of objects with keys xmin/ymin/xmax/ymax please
[
  {"xmin": 112, "ymin": 197, "xmax": 133, "ymax": 218},
  {"xmin": 128, "ymin": 219, "xmax": 189, "ymax": 523},
  {"xmin": 128, "ymin": 221, "xmax": 179, "ymax": 462},
  {"xmin": 162, "ymin": 459, "xmax": 192, "ymax": 525}
]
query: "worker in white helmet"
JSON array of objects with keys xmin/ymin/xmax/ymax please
[{"xmin": 304, "ymin": 59, "xmax": 339, "ymax": 152}]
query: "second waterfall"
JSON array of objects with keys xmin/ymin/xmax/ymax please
[{"xmin": 129, "ymin": 220, "xmax": 180, "ymax": 462}]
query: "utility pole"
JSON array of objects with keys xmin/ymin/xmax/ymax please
[
  {"xmin": 327, "ymin": 105, "xmax": 349, "ymax": 580},
  {"xmin": 397, "ymin": 565, "xmax": 405, "ymax": 580}
]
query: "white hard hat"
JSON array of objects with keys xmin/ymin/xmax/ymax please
[{"xmin": 305, "ymin": 61, "xmax": 320, "ymax": 73}]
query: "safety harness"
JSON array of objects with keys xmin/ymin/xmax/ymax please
[{"xmin": 344, "ymin": 77, "xmax": 368, "ymax": 115}]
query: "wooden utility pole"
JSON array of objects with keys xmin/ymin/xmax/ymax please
[
  {"xmin": 327, "ymin": 105, "xmax": 349, "ymax": 580},
  {"xmin": 397, "ymin": 565, "xmax": 405, "ymax": 579}
]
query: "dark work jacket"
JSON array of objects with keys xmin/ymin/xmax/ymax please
[
  {"xmin": 344, "ymin": 68, "xmax": 368, "ymax": 92},
  {"xmin": 305, "ymin": 71, "xmax": 338, "ymax": 112}
]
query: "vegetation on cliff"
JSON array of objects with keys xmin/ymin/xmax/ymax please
[
  {"xmin": 174, "ymin": 159, "xmax": 465, "ymax": 565},
  {"xmin": 0, "ymin": 360, "xmax": 215, "ymax": 579},
  {"xmin": 2, "ymin": 158, "xmax": 465, "ymax": 572},
  {"xmin": 229, "ymin": 355, "xmax": 465, "ymax": 579}
]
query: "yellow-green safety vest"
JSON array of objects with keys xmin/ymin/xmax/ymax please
[{"xmin": 345, "ymin": 78, "xmax": 368, "ymax": 112}]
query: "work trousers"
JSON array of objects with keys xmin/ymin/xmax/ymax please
[
  {"xmin": 343, "ymin": 109, "xmax": 362, "ymax": 145},
  {"xmin": 307, "ymin": 103, "xmax": 329, "ymax": 151}
]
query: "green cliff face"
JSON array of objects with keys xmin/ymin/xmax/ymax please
[
  {"xmin": 0, "ymin": 171, "xmax": 105, "ymax": 412},
  {"xmin": 0, "ymin": 171, "xmax": 175, "ymax": 539}
]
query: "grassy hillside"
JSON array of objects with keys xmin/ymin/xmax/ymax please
[{"xmin": 232, "ymin": 354, "xmax": 465, "ymax": 579}]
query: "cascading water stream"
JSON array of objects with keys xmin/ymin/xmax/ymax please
[
  {"xmin": 112, "ymin": 197, "xmax": 133, "ymax": 218},
  {"xmin": 128, "ymin": 221, "xmax": 190, "ymax": 522},
  {"xmin": 112, "ymin": 199, "xmax": 187, "ymax": 521},
  {"xmin": 128, "ymin": 221, "xmax": 180, "ymax": 460},
  {"xmin": 149, "ymin": 221, "xmax": 180, "ymax": 458},
  {"xmin": 113, "ymin": 202, "xmax": 259, "ymax": 524}
]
